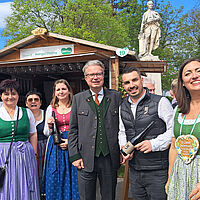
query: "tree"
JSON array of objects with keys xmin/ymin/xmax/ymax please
[
  {"xmin": 2, "ymin": 0, "xmax": 199, "ymax": 91},
  {"xmin": 154, "ymin": 2, "xmax": 184, "ymax": 91},
  {"xmin": 2, "ymin": 0, "xmax": 130, "ymax": 47},
  {"xmin": 54, "ymin": 0, "xmax": 130, "ymax": 47},
  {"xmin": 112, "ymin": 0, "xmax": 183, "ymax": 90},
  {"xmin": 160, "ymin": 6, "xmax": 200, "ymax": 91},
  {"xmin": 173, "ymin": 8, "xmax": 200, "ymax": 64},
  {"xmin": 2, "ymin": 0, "xmax": 62, "ymax": 44}
]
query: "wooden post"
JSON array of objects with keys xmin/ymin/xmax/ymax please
[
  {"xmin": 121, "ymin": 162, "xmax": 133, "ymax": 200},
  {"xmin": 110, "ymin": 56, "xmax": 119, "ymax": 90},
  {"xmin": 110, "ymin": 56, "xmax": 132, "ymax": 199}
]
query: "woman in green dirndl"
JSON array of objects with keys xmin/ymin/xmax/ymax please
[{"xmin": 166, "ymin": 58, "xmax": 200, "ymax": 200}]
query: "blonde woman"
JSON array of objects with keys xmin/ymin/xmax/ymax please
[{"xmin": 41, "ymin": 79, "xmax": 79, "ymax": 200}]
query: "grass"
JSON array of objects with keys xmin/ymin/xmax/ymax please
[{"xmin": 117, "ymin": 165, "xmax": 125, "ymax": 178}]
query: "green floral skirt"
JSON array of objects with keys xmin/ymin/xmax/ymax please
[{"xmin": 168, "ymin": 155, "xmax": 200, "ymax": 200}]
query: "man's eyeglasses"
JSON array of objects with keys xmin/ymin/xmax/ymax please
[
  {"xmin": 27, "ymin": 98, "xmax": 40, "ymax": 103},
  {"xmin": 85, "ymin": 72, "xmax": 104, "ymax": 78}
]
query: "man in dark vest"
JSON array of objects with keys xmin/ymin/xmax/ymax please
[
  {"xmin": 68, "ymin": 60, "xmax": 122, "ymax": 200},
  {"xmin": 119, "ymin": 66, "xmax": 173, "ymax": 200}
]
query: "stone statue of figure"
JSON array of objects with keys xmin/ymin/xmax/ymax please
[{"xmin": 138, "ymin": 1, "xmax": 161, "ymax": 58}]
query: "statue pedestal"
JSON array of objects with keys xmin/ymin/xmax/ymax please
[{"xmin": 139, "ymin": 55, "xmax": 160, "ymax": 61}]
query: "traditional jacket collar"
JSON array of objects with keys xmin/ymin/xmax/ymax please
[
  {"xmin": 85, "ymin": 88, "xmax": 111, "ymax": 116},
  {"xmin": 90, "ymin": 88, "xmax": 104, "ymax": 96}
]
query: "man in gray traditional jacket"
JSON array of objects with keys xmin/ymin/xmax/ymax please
[{"xmin": 68, "ymin": 60, "xmax": 122, "ymax": 200}]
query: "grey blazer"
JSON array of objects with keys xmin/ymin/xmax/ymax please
[{"xmin": 68, "ymin": 89, "xmax": 122, "ymax": 172}]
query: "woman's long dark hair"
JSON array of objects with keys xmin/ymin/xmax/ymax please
[{"xmin": 176, "ymin": 58, "xmax": 200, "ymax": 114}]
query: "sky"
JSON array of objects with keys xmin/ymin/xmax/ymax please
[{"xmin": 0, "ymin": 0, "xmax": 198, "ymax": 49}]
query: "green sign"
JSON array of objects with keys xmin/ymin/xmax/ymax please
[{"xmin": 61, "ymin": 48, "xmax": 73, "ymax": 55}]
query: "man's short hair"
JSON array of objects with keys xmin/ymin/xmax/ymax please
[
  {"xmin": 171, "ymin": 79, "xmax": 178, "ymax": 93},
  {"xmin": 171, "ymin": 78, "xmax": 178, "ymax": 94},
  {"xmin": 143, "ymin": 77, "xmax": 155, "ymax": 85},
  {"xmin": 121, "ymin": 66, "xmax": 141, "ymax": 77},
  {"xmin": 82, "ymin": 60, "xmax": 105, "ymax": 76}
]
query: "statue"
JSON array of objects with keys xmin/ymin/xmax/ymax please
[{"xmin": 138, "ymin": 1, "xmax": 161, "ymax": 60}]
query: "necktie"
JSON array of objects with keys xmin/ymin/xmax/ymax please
[{"xmin": 95, "ymin": 93, "xmax": 99, "ymax": 105}]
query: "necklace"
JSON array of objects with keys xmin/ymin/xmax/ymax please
[
  {"xmin": 7, "ymin": 109, "xmax": 15, "ymax": 114},
  {"xmin": 59, "ymin": 106, "xmax": 67, "ymax": 110},
  {"xmin": 179, "ymin": 113, "xmax": 200, "ymax": 136},
  {"xmin": 175, "ymin": 113, "xmax": 200, "ymax": 164},
  {"xmin": 6, "ymin": 108, "xmax": 15, "ymax": 119},
  {"xmin": 57, "ymin": 105, "xmax": 71, "ymax": 114}
]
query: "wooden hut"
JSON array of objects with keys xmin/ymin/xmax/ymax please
[{"xmin": 0, "ymin": 28, "xmax": 166, "ymax": 107}]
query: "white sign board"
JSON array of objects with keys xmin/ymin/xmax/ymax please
[
  {"xmin": 116, "ymin": 47, "xmax": 129, "ymax": 57},
  {"xmin": 20, "ymin": 44, "xmax": 74, "ymax": 60}
]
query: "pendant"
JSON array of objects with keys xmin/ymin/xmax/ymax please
[{"xmin": 175, "ymin": 135, "xmax": 199, "ymax": 164}]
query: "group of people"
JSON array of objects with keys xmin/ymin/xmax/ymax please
[
  {"xmin": 0, "ymin": 79, "xmax": 78, "ymax": 200},
  {"xmin": 0, "ymin": 58, "xmax": 200, "ymax": 200},
  {"xmin": 118, "ymin": 57, "xmax": 200, "ymax": 200}
]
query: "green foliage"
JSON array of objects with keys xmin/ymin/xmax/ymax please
[
  {"xmin": 172, "ymin": 9, "xmax": 200, "ymax": 64},
  {"xmin": 2, "ymin": 0, "xmax": 63, "ymax": 45},
  {"xmin": 161, "ymin": 63, "xmax": 178, "ymax": 91},
  {"xmin": 118, "ymin": 75, "xmax": 127, "ymax": 98},
  {"xmin": 117, "ymin": 164, "xmax": 125, "ymax": 177},
  {"xmin": 149, "ymin": 2, "xmax": 183, "ymax": 90},
  {"xmin": 111, "ymin": 0, "xmax": 185, "ymax": 90},
  {"xmin": 58, "ymin": 0, "xmax": 131, "ymax": 47},
  {"xmin": 2, "ymin": 0, "xmax": 130, "ymax": 47},
  {"xmin": 2, "ymin": 0, "xmax": 199, "ymax": 91},
  {"xmin": 159, "ymin": 6, "xmax": 200, "ymax": 90}
]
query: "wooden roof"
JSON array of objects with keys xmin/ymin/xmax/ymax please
[
  {"xmin": 0, "ymin": 29, "xmax": 166, "ymax": 73},
  {"xmin": 0, "ymin": 32, "xmax": 137, "ymax": 60}
]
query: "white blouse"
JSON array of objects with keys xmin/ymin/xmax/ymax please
[
  {"xmin": 43, "ymin": 105, "xmax": 52, "ymax": 137},
  {"xmin": 172, "ymin": 106, "xmax": 200, "ymax": 137},
  {"xmin": 35, "ymin": 109, "xmax": 44, "ymax": 126},
  {"xmin": 0, "ymin": 105, "xmax": 36, "ymax": 134}
]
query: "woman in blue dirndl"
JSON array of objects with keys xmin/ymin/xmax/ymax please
[{"xmin": 41, "ymin": 79, "xmax": 79, "ymax": 200}]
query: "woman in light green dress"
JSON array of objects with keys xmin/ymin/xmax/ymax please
[{"xmin": 166, "ymin": 58, "xmax": 200, "ymax": 200}]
